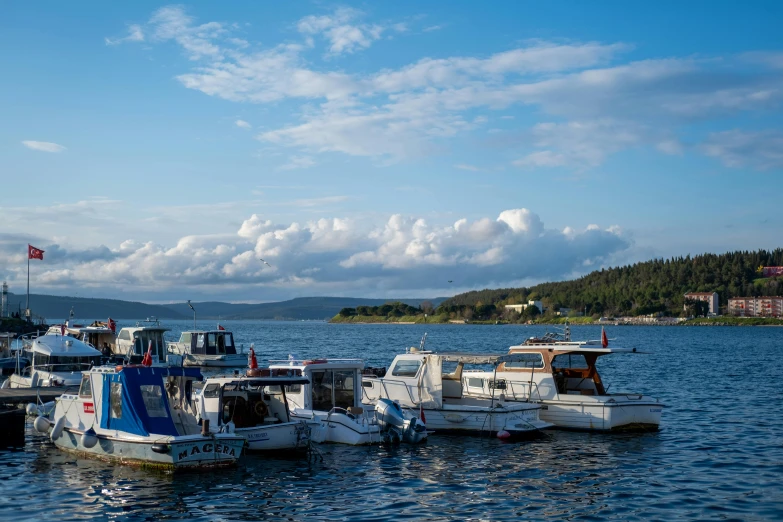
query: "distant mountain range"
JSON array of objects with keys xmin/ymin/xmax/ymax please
[{"xmin": 3, "ymin": 292, "xmax": 446, "ymax": 321}]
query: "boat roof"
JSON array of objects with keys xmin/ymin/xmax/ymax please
[
  {"xmin": 179, "ymin": 330, "xmax": 232, "ymax": 334},
  {"xmin": 88, "ymin": 364, "xmax": 202, "ymax": 378},
  {"xmin": 119, "ymin": 324, "xmax": 170, "ymax": 333},
  {"xmin": 509, "ymin": 345, "xmax": 642, "ymax": 354},
  {"xmin": 205, "ymin": 375, "xmax": 310, "ymax": 387},
  {"xmin": 268, "ymin": 358, "xmax": 365, "ymax": 370},
  {"xmin": 425, "ymin": 352, "xmax": 564, "ymax": 364},
  {"xmin": 32, "ymin": 335, "xmax": 102, "ymax": 357}
]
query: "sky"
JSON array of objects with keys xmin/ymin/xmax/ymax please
[{"xmin": 1, "ymin": 1, "xmax": 782, "ymax": 304}]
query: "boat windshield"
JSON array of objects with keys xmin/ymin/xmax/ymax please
[
  {"xmin": 31, "ymin": 352, "xmax": 99, "ymax": 371},
  {"xmin": 310, "ymin": 369, "xmax": 356, "ymax": 411},
  {"xmin": 133, "ymin": 330, "xmax": 167, "ymax": 360}
]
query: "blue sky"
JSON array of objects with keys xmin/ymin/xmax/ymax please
[{"xmin": 1, "ymin": 2, "xmax": 782, "ymax": 303}]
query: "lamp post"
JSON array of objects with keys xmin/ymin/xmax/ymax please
[{"xmin": 187, "ymin": 300, "xmax": 196, "ymax": 330}]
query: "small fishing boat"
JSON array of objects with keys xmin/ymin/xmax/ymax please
[
  {"xmin": 362, "ymin": 348, "xmax": 553, "ymax": 439},
  {"xmin": 167, "ymin": 329, "xmax": 246, "ymax": 367},
  {"xmin": 34, "ymin": 365, "xmax": 245, "ymax": 471},
  {"xmin": 267, "ymin": 357, "xmax": 427, "ymax": 445},
  {"xmin": 113, "ymin": 318, "xmax": 182, "ymax": 366},
  {"xmin": 46, "ymin": 319, "xmax": 117, "ymax": 357},
  {"xmin": 1, "ymin": 333, "xmax": 102, "ymax": 389},
  {"xmin": 461, "ymin": 326, "xmax": 663, "ymax": 431},
  {"xmin": 195, "ymin": 373, "xmax": 313, "ymax": 451}
]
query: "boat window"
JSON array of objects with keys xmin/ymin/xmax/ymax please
[
  {"xmin": 334, "ymin": 370, "xmax": 355, "ymax": 409},
  {"xmin": 79, "ymin": 375, "xmax": 92, "ymax": 397},
  {"xmin": 361, "ymin": 381, "xmax": 374, "ymax": 388},
  {"xmin": 203, "ymin": 383, "xmax": 220, "ymax": 398},
  {"xmin": 110, "ymin": 382, "xmax": 123, "ymax": 419},
  {"xmin": 489, "ymin": 379, "xmax": 507, "ymax": 390},
  {"xmin": 284, "ymin": 384, "xmax": 301, "ymax": 394},
  {"xmin": 140, "ymin": 385, "xmax": 168, "ymax": 417},
  {"xmin": 196, "ymin": 334, "xmax": 205, "ymax": 349},
  {"xmin": 504, "ymin": 353, "xmax": 545, "ymax": 369},
  {"xmin": 552, "ymin": 353, "xmax": 588, "ymax": 370},
  {"xmin": 311, "ymin": 370, "xmax": 334, "ymax": 411},
  {"xmin": 118, "ymin": 330, "xmax": 131, "ymax": 341},
  {"xmin": 216, "ymin": 333, "xmax": 225, "ymax": 354},
  {"xmin": 179, "ymin": 333, "xmax": 192, "ymax": 344},
  {"xmin": 33, "ymin": 353, "xmax": 49, "ymax": 367},
  {"xmin": 391, "ymin": 360, "xmax": 422, "ymax": 377},
  {"xmin": 208, "ymin": 333, "xmax": 218, "ymax": 351},
  {"xmin": 467, "ymin": 377, "xmax": 483, "ymax": 388}
]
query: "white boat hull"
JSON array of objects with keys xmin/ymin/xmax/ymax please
[
  {"xmin": 234, "ymin": 421, "xmax": 313, "ymax": 451},
  {"xmin": 2, "ymin": 370, "xmax": 82, "ymax": 389},
  {"xmin": 407, "ymin": 404, "xmax": 550, "ymax": 437},
  {"xmin": 539, "ymin": 396, "xmax": 662, "ymax": 431},
  {"xmin": 290, "ymin": 409, "xmax": 383, "ymax": 445},
  {"xmin": 53, "ymin": 427, "xmax": 245, "ymax": 471},
  {"xmin": 182, "ymin": 354, "xmax": 247, "ymax": 367}
]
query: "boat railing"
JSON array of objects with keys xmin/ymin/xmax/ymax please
[
  {"xmin": 269, "ymin": 358, "xmax": 365, "ymax": 366},
  {"xmin": 367, "ymin": 376, "xmax": 419, "ymax": 405}
]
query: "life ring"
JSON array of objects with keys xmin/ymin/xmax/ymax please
[{"xmin": 253, "ymin": 401, "xmax": 268, "ymax": 418}]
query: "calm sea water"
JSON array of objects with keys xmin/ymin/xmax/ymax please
[{"xmin": 1, "ymin": 321, "xmax": 782, "ymax": 521}]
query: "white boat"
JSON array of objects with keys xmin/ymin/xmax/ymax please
[
  {"xmin": 46, "ymin": 320, "xmax": 117, "ymax": 357},
  {"xmin": 461, "ymin": 327, "xmax": 663, "ymax": 431},
  {"xmin": 1, "ymin": 333, "xmax": 102, "ymax": 389},
  {"xmin": 114, "ymin": 318, "xmax": 182, "ymax": 366},
  {"xmin": 267, "ymin": 358, "xmax": 427, "ymax": 445},
  {"xmin": 362, "ymin": 350, "xmax": 553, "ymax": 439},
  {"xmin": 34, "ymin": 365, "xmax": 245, "ymax": 471},
  {"xmin": 167, "ymin": 329, "xmax": 246, "ymax": 367},
  {"xmin": 195, "ymin": 373, "xmax": 313, "ymax": 451}
]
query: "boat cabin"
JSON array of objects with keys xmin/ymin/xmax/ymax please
[
  {"xmin": 267, "ymin": 359, "xmax": 365, "ymax": 413},
  {"xmin": 115, "ymin": 318, "xmax": 170, "ymax": 364},
  {"xmin": 23, "ymin": 335, "xmax": 102, "ymax": 373},
  {"xmin": 199, "ymin": 375, "xmax": 310, "ymax": 430},
  {"xmin": 76, "ymin": 365, "xmax": 205, "ymax": 437},
  {"xmin": 174, "ymin": 330, "xmax": 238, "ymax": 356}
]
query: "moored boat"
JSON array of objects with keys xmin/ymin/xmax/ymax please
[
  {"xmin": 1, "ymin": 333, "xmax": 101, "ymax": 389},
  {"xmin": 461, "ymin": 326, "xmax": 663, "ymax": 431},
  {"xmin": 167, "ymin": 329, "xmax": 246, "ymax": 367},
  {"xmin": 195, "ymin": 373, "xmax": 313, "ymax": 451},
  {"xmin": 362, "ymin": 349, "xmax": 553, "ymax": 439},
  {"xmin": 267, "ymin": 358, "xmax": 427, "ymax": 445},
  {"xmin": 35, "ymin": 365, "xmax": 245, "ymax": 471}
]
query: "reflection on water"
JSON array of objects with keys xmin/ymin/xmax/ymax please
[{"xmin": 1, "ymin": 323, "xmax": 782, "ymax": 521}]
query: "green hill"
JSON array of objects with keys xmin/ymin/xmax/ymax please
[{"xmin": 439, "ymin": 249, "xmax": 783, "ymax": 318}]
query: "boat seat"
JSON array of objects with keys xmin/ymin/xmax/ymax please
[
  {"xmin": 442, "ymin": 379, "xmax": 462, "ymax": 399},
  {"xmin": 347, "ymin": 406, "xmax": 363, "ymax": 415}
]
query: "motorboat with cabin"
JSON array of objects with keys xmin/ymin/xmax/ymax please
[
  {"xmin": 362, "ymin": 348, "xmax": 553, "ymax": 439},
  {"xmin": 114, "ymin": 318, "xmax": 182, "ymax": 366},
  {"xmin": 461, "ymin": 326, "xmax": 663, "ymax": 431},
  {"xmin": 46, "ymin": 319, "xmax": 117, "ymax": 357},
  {"xmin": 1, "ymin": 333, "xmax": 102, "ymax": 389},
  {"xmin": 168, "ymin": 329, "xmax": 246, "ymax": 367},
  {"xmin": 195, "ymin": 373, "xmax": 313, "ymax": 451},
  {"xmin": 33, "ymin": 365, "xmax": 245, "ymax": 471},
  {"xmin": 267, "ymin": 358, "xmax": 427, "ymax": 445}
]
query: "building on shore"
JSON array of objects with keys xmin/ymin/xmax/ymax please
[
  {"xmin": 728, "ymin": 296, "xmax": 783, "ymax": 317},
  {"xmin": 505, "ymin": 300, "xmax": 545, "ymax": 314},
  {"xmin": 683, "ymin": 292, "xmax": 719, "ymax": 315}
]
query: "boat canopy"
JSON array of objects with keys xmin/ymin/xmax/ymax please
[
  {"xmin": 209, "ymin": 376, "xmax": 311, "ymax": 388},
  {"xmin": 508, "ymin": 346, "xmax": 643, "ymax": 354},
  {"xmin": 99, "ymin": 366, "xmax": 203, "ymax": 437},
  {"xmin": 31, "ymin": 336, "xmax": 102, "ymax": 357},
  {"xmin": 437, "ymin": 353, "xmax": 551, "ymax": 365}
]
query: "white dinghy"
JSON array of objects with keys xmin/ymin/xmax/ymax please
[
  {"xmin": 362, "ymin": 350, "xmax": 553, "ymax": 439},
  {"xmin": 267, "ymin": 358, "xmax": 427, "ymax": 445},
  {"xmin": 196, "ymin": 373, "xmax": 313, "ymax": 452},
  {"xmin": 35, "ymin": 365, "xmax": 245, "ymax": 471}
]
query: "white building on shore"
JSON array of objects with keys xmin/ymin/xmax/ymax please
[{"xmin": 683, "ymin": 292, "xmax": 719, "ymax": 315}]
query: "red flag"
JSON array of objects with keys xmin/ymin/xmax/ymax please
[
  {"xmin": 28, "ymin": 244, "xmax": 44, "ymax": 260},
  {"xmin": 107, "ymin": 318, "xmax": 116, "ymax": 333},
  {"xmin": 141, "ymin": 340, "xmax": 153, "ymax": 367},
  {"xmin": 248, "ymin": 347, "xmax": 258, "ymax": 369},
  {"xmin": 60, "ymin": 324, "xmax": 65, "ymax": 336},
  {"xmin": 218, "ymin": 324, "xmax": 225, "ymax": 331},
  {"xmin": 601, "ymin": 327, "xmax": 608, "ymax": 348},
  {"xmin": 419, "ymin": 402, "xmax": 426, "ymax": 424}
]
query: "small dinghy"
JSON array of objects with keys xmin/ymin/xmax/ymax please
[{"xmin": 35, "ymin": 365, "xmax": 245, "ymax": 471}]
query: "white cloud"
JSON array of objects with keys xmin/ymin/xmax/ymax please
[
  {"xmin": 278, "ymin": 155, "xmax": 316, "ymax": 170},
  {"xmin": 297, "ymin": 7, "xmax": 386, "ymax": 55},
  {"xmin": 22, "ymin": 141, "xmax": 66, "ymax": 153},
  {"xmin": 235, "ymin": 119, "xmax": 251, "ymax": 129},
  {"xmin": 423, "ymin": 25, "xmax": 443, "ymax": 32},
  {"xmin": 454, "ymin": 164, "xmax": 480, "ymax": 171},
  {"xmin": 0, "ymin": 207, "xmax": 630, "ymax": 301},
  {"xmin": 105, "ymin": 24, "xmax": 144, "ymax": 45},
  {"xmin": 702, "ymin": 130, "xmax": 783, "ymax": 171}
]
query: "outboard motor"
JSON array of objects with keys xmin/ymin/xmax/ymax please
[
  {"xmin": 375, "ymin": 398, "xmax": 428, "ymax": 444},
  {"xmin": 375, "ymin": 398, "xmax": 406, "ymax": 432}
]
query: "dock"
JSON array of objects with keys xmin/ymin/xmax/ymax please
[{"xmin": 0, "ymin": 387, "xmax": 77, "ymax": 406}]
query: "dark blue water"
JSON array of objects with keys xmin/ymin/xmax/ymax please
[{"xmin": 2, "ymin": 322, "xmax": 782, "ymax": 521}]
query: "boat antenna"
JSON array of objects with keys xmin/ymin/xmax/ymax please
[
  {"xmin": 420, "ymin": 333, "xmax": 427, "ymax": 351},
  {"xmin": 187, "ymin": 300, "xmax": 196, "ymax": 330}
]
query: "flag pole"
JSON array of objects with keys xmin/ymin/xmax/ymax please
[{"xmin": 26, "ymin": 252, "xmax": 29, "ymax": 319}]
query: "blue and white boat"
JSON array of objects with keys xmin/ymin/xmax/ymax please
[
  {"xmin": 35, "ymin": 365, "xmax": 245, "ymax": 471},
  {"xmin": 1, "ymin": 333, "xmax": 101, "ymax": 389}
]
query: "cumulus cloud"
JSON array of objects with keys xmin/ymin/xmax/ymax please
[
  {"xmin": 0, "ymin": 208, "xmax": 630, "ymax": 300},
  {"xmin": 22, "ymin": 141, "xmax": 66, "ymax": 153},
  {"xmin": 297, "ymin": 7, "xmax": 385, "ymax": 55},
  {"xmin": 235, "ymin": 119, "xmax": 251, "ymax": 129},
  {"xmin": 105, "ymin": 24, "xmax": 144, "ymax": 45}
]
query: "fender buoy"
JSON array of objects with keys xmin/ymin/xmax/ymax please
[
  {"xmin": 33, "ymin": 416, "xmax": 51, "ymax": 434},
  {"xmin": 497, "ymin": 430, "xmax": 511, "ymax": 440},
  {"xmin": 51, "ymin": 417, "xmax": 66, "ymax": 441},
  {"xmin": 81, "ymin": 428, "xmax": 98, "ymax": 449}
]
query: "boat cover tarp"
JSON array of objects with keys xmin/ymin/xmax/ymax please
[
  {"xmin": 420, "ymin": 355, "xmax": 443, "ymax": 409},
  {"xmin": 100, "ymin": 366, "xmax": 202, "ymax": 437}
]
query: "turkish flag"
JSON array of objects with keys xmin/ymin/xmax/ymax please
[
  {"xmin": 28, "ymin": 244, "xmax": 44, "ymax": 260},
  {"xmin": 218, "ymin": 324, "xmax": 225, "ymax": 331},
  {"xmin": 601, "ymin": 327, "xmax": 608, "ymax": 348}
]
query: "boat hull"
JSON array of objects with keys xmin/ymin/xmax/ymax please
[
  {"xmin": 54, "ymin": 428, "xmax": 245, "ymax": 471},
  {"xmin": 412, "ymin": 405, "xmax": 551, "ymax": 437},
  {"xmin": 290, "ymin": 410, "xmax": 382, "ymax": 445},
  {"xmin": 183, "ymin": 354, "xmax": 248, "ymax": 367},
  {"xmin": 235, "ymin": 421, "xmax": 313, "ymax": 451},
  {"xmin": 539, "ymin": 397, "xmax": 662, "ymax": 432}
]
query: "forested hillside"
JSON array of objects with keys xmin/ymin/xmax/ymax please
[{"xmin": 440, "ymin": 249, "xmax": 783, "ymax": 317}]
